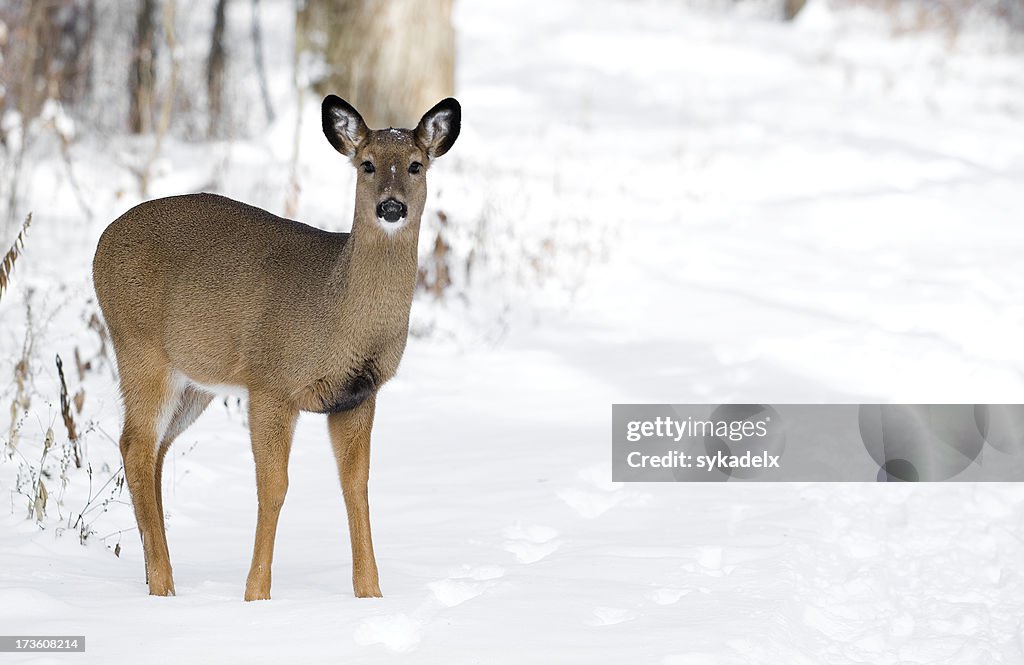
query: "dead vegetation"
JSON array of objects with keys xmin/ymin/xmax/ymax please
[
  {"xmin": 6, "ymin": 291, "xmax": 34, "ymax": 456},
  {"xmin": 822, "ymin": 0, "xmax": 1024, "ymax": 42},
  {"xmin": 417, "ymin": 210, "xmax": 453, "ymax": 299},
  {"xmin": 0, "ymin": 213, "xmax": 32, "ymax": 304},
  {"xmin": 3, "ymin": 256, "xmax": 123, "ymax": 549},
  {"xmin": 55, "ymin": 354, "xmax": 82, "ymax": 469}
]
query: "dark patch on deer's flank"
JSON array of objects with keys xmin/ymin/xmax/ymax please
[{"xmin": 320, "ymin": 359, "xmax": 379, "ymax": 413}]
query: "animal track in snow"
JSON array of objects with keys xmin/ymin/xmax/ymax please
[
  {"xmin": 648, "ymin": 587, "xmax": 692, "ymax": 605},
  {"xmin": 503, "ymin": 523, "xmax": 561, "ymax": 563},
  {"xmin": 428, "ymin": 564, "xmax": 506, "ymax": 607},
  {"xmin": 590, "ymin": 606, "xmax": 638, "ymax": 626},
  {"xmin": 679, "ymin": 546, "xmax": 736, "ymax": 577},
  {"xmin": 353, "ymin": 613, "xmax": 422, "ymax": 653},
  {"xmin": 558, "ymin": 463, "xmax": 651, "ymax": 518},
  {"xmin": 557, "ymin": 488, "xmax": 625, "ymax": 518}
]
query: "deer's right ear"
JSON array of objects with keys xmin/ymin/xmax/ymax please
[{"xmin": 322, "ymin": 95, "xmax": 368, "ymax": 158}]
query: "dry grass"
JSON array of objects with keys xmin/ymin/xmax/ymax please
[
  {"xmin": 1, "ymin": 243, "xmax": 122, "ymax": 541},
  {"xmin": 0, "ymin": 212, "xmax": 31, "ymax": 304},
  {"xmin": 6, "ymin": 296, "xmax": 33, "ymax": 455},
  {"xmin": 417, "ymin": 210, "xmax": 453, "ymax": 299},
  {"xmin": 55, "ymin": 354, "xmax": 82, "ymax": 469}
]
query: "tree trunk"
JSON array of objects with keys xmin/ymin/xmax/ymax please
[
  {"xmin": 783, "ymin": 0, "xmax": 807, "ymax": 21},
  {"xmin": 207, "ymin": 0, "xmax": 228, "ymax": 137},
  {"xmin": 297, "ymin": 0, "xmax": 455, "ymax": 129},
  {"xmin": 251, "ymin": 0, "xmax": 275, "ymax": 123},
  {"xmin": 129, "ymin": 0, "xmax": 158, "ymax": 134}
]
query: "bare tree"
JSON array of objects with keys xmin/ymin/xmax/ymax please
[
  {"xmin": 783, "ymin": 0, "xmax": 807, "ymax": 20},
  {"xmin": 207, "ymin": 0, "xmax": 228, "ymax": 136},
  {"xmin": 0, "ymin": 0, "xmax": 95, "ymax": 120},
  {"xmin": 0, "ymin": 0, "xmax": 95, "ymax": 224},
  {"xmin": 251, "ymin": 0, "xmax": 275, "ymax": 124},
  {"xmin": 135, "ymin": 0, "xmax": 179, "ymax": 197},
  {"xmin": 296, "ymin": 0, "xmax": 455, "ymax": 129},
  {"xmin": 129, "ymin": 0, "xmax": 158, "ymax": 134}
]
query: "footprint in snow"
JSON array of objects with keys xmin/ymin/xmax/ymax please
[
  {"xmin": 503, "ymin": 523, "xmax": 560, "ymax": 563},
  {"xmin": 428, "ymin": 564, "xmax": 506, "ymax": 607},
  {"xmin": 648, "ymin": 587, "xmax": 692, "ymax": 605},
  {"xmin": 558, "ymin": 463, "xmax": 651, "ymax": 519},
  {"xmin": 353, "ymin": 613, "xmax": 422, "ymax": 653},
  {"xmin": 557, "ymin": 488, "xmax": 625, "ymax": 519},
  {"xmin": 590, "ymin": 606, "xmax": 638, "ymax": 626}
]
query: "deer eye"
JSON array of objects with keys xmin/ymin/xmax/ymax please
[
  {"xmin": 408, "ymin": 162, "xmax": 422, "ymax": 174},
  {"xmin": 361, "ymin": 161, "xmax": 375, "ymax": 174}
]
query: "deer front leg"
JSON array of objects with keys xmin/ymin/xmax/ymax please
[
  {"xmin": 327, "ymin": 395, "xmax": 382, "ymax": 598},
  {"xmin": 244, "ymin": 394, "xmax": 298, "ymax": 601}
]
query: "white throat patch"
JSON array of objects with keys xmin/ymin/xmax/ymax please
[{"xmin": 377, "ymin": 216, "xmax": 407, "ymax": 235}]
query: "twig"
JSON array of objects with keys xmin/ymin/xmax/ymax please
[{"xmin": 55, "ymin": 354, "xmax": 82, "ymax": 468}]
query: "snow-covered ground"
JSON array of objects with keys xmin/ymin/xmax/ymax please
[{"xmin": 3, "ymin": 0, "xmax": 1024, "ymax": 663}]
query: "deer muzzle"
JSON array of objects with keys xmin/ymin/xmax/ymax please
[{"xmin": 376, "ymin": 198, "xmax": 407, "ymax": 223}]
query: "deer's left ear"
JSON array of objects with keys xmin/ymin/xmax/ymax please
[{"xmin": 415, "ymin": 98, "xmax": 461, "ymax": 160}]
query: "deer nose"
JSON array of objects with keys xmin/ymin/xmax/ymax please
[{"xmin": 376, "ymin": 198, "xmax": 407, "ymax": 223}]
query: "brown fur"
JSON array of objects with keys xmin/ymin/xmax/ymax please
[{"xmin": 93, "ymin": 96, "xmax": 460, "ymax": 600}]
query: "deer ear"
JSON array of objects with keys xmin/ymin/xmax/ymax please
[
  {"xmin": 415, "ymin": 98, "xmax": 461, "ymax": 160},
  {"xmin": 322, "ymin": 95, "xmax": 368, "ymax": 158}
]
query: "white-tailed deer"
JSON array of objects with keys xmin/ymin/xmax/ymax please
[{"xmin": 92, "ymin": 96, "xmax": 460, "ymax": 600}]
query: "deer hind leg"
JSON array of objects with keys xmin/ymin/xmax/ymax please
[
  {"xmin": 327, "ymin": 394, "xmax": 382, "ymax": 598},
  {"xmin": 116, "ymin": 355, "xmax": 184, "ymax": 596},
  {"xmin": 244, "ymin": 393, "xmax": 299, "ymax": 601},
  {"xmin": 154, "ymin": 385, "xmax": 214, "ymax": 542}
]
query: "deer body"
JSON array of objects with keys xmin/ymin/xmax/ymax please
[
  {"xmin": 93, "ymin": 97, "xmax": 460, "ymax": 600},
  {"xmin": 97, "ymin": 193, "xmax": 416, "ymax": 413}
]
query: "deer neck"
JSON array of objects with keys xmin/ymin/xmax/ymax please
[{"xmin": 331, "ymin": 214, "xmax": 421, "ymax": 329}]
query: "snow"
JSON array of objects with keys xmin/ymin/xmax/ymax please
[{"xmin": 3, "ymin": 0, "xmax": 1024, "ymax": 663}]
